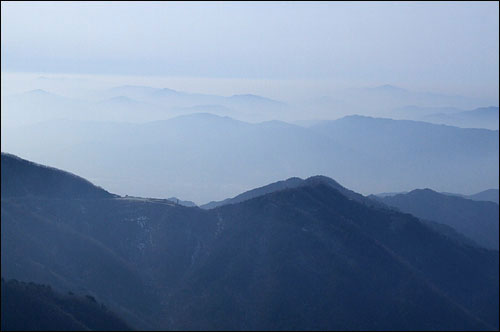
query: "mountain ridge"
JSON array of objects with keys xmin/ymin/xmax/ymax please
[
  {"xmin": 2, "ymin": 153, "xmax": 498, "ymax": 330},
  {"xmin": 1, "ymin": 152, "xmax": 115, "ymax": 199},
  {"xmin": 372, "ymin": 188, "xmax": 499, "ymax": 250}
]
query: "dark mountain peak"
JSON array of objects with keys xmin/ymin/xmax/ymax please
[
  {"xmin": 305, "ymin": 175, "xmax": 342, "ymax": 187},
  {"xmin": 201, "ymin": 176, "xmax": 306, "ymax": 209},
  {"xmin": 408, "ymin": 188, "xmax": 439, "ymax": 195},
  {"xmin": 1, "ymin": 153, "xmax": 115, "ymax": 199},
  {"xmin": 201, "ymin": 175, "xmax": 382, "ymax": 210},
  {"xmin": 304, "ymin": 175, "xmax": 384, "ymax": 208}
]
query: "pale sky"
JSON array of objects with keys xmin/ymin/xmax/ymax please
[{"xmin": 1, "ymin": 1, "xmax": 499, "ymax": 100}]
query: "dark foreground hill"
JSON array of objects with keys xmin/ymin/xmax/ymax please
[
  {"xmin": 1, "ymin": 152, "xmax": 115, "ymax": 199},
  {"xmin": 1, "ymin": 153, "xmax": 498, "ymax": 330},
  {"xmin": 1, "ymin": 278, "xmax": 132, "ymax": 331}
]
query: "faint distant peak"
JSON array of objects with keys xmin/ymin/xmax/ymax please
[
  {"xmin": 256, "ymin": 119, "xmax": 300, "ymax": 129},
  {"xmin": 25, "ymin": 89, "xmax": 52, "ymax": 95},
  {"xmin": 151, "ymin": 87, "xmax": 182, "ymax": 96},
  {"xmin": 19, "ymin": 89, "xmax": 68, "ymax": 100},
  {"xmin": 180, "ymin": 104, "xmax": 232, "ymax": 111},
  {"xmin": 475, "ymin": 188, "xmax": 499, "ymax": 195},
  {"xmin": 402, "ymin": 188, "xmax": 472, "ymax": 201},
  {"xmin": 111, "ymin": 84, "xmax": 155, "ymax": 89},
  {"xmin": 229, "ymin": 94, "xmax": 284, "ymax": 104},
  {"xmin": 175, "ymin": 112, "xmax": 229, "ymax": 120},
  {"xmin": 230, "ymin": 93, "xmax": 265, "ymax": 99},
  {"xmin": 461, "ymin": 106, "xmax": 499, "ymax": 114},
  {"xmin": 336, "ymin": 114, "xmax": 378, "ymax": 122},
  {"xmin": 468, "ymin": 189, "xmax": 499, "ymax": 204},
  {"xmin": 170, "ymin": 112, "xmax": 241, "ymax": 124},
  {"xmin": 100, "ymin": 95, "xmax": 138, "ymax": 103},
  {"xmin": 371, "ymin": 84, "xmax": 408, "ymax": 92}
]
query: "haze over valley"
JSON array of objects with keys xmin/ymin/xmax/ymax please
[
  {"xmin": 1, "ymin": 78, "xmax": 498, "ymax": 203},
  {"xmin": 1, "ymin": 2, "xmax": 498, "ymax": 331}
]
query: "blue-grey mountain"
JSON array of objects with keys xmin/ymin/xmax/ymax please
[
  {"xmin": 372, "ymin": 189, "xmax": 499, "ymax": 250},
  {"xmin": 1, "ymin": 153, "xmax": 498, "ymax": 330},
  {"xmin": 2, "ymin": 114, "xmax": 498, "ymax": 203}
]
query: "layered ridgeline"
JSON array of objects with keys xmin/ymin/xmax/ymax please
[
  {"xmin": 1, "ymin": 153, "xmax": 498, "ymax": 330},
  {"xmin": 467, "ymin": 189, "xmax": 499, "ymax": 204},
  {"xmin": 445, "ymin": 189, "xmax": 499, "ymax": 205},
  {"xmin": 1, "ymin": 87, "xmax": 288, "ymax": 126},
  {"xmin": 420, "ymin": 106, "xmax": 499, "ymax": 130},
  {"xmin": 201, "ymin": 175, "xmax": 382, "ymax": 209},
  {"xmin": 1, "ymin": 279, "xmax": 132, "ymax": 331},
  {"xmin": 389, "ymin": 106, "xmax": 499, "ymax": 130},
  {"xmin": 1, "ymin": 152, "xmax": 115, "ymax": 199},
  {"xmin": 2, "ymin": 113, "xmax": 498, "ymax": 203},
  {"xmin": 371, "ymin": 189, "xmax": 499, "ymax": 250}
]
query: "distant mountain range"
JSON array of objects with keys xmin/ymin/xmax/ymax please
[
  {"xmin": 1, "ymin": 153, "xmax": 498, "ymax": 330},
  {"xmin": 441, "ymin": 189, "xmax": 500, "ymax": 204},
  {"xmin": 422, "ymin": 106, "xmax": 499, "ymax": 129},
  {"xmin": 390, "ymin": 106, "xmax": 499, "ymax": 130},
  {"xmin": 375, "ymin": 188, "xmax": 499, "ymax": 204},
  {"xmin": 371, "ymin": 188, "xmax": 499, "ymax": 250},
  {"xmin": 4, "ymin": 83, "xmax": 497, "ymax": 127},
  {"xmin": 467, "ymin": 189, "xmax": 500, "ymax": 204},
  {"xmin": 2, "ymin": 113, "xmax": 497, "ymax": 203},
  {"xmin": 335, "ymin": 85, "xmax": 497, "ymax": 115},
  {"xmin": 1, "ymin": 86, "xmax": 288, "ymax": 127}
]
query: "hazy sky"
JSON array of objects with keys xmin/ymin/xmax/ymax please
[{"xmin": 1, "ymin": 1, "xmax": 499, "ymax": 100}]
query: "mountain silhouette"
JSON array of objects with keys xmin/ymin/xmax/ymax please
[
  {"xmin": 468, "ymin": 189, "xmax": 499, "ymax": 204},
  {"xmin": 1, "ymin": 154, "xmax": 498, "ymax": 330},
  {"xmin": 201, "ymin": 175, "xmax": 382, "ymax": 209},
  {"xmin": 1, "ymin": 153, "xmax": 115, "ymax": 199},
  {"xmin": 4, "ymin": 114, "xmax": 497, "ymax": 203},
  {"xmin": 372, "ymin": 188, "xmax": 499, "ymax": 250}
]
